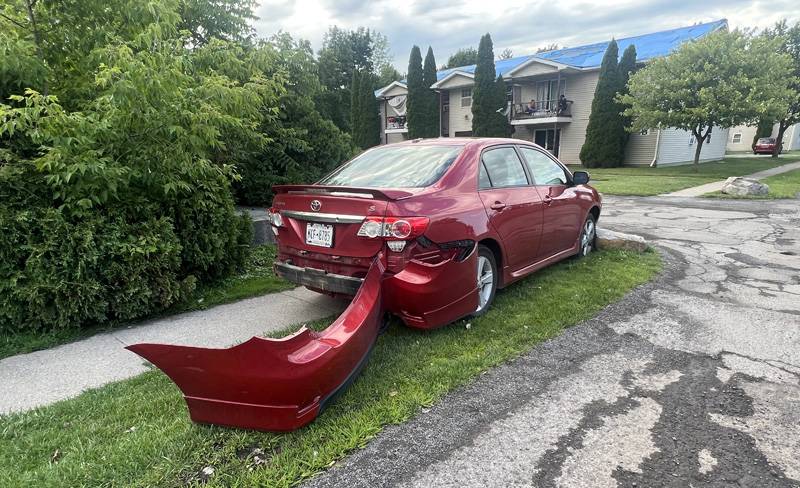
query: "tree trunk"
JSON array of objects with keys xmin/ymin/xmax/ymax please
[
  {"xmin": 773, "ymin": 120, "xmax": 788, "ymax": 158},
  {"xmin": 24, "ymin": 0, "xmax": 47, "ymax": 96},
  {"xmin": 691, "ymin": 126, "xmax": 706, "ymax": 172}
]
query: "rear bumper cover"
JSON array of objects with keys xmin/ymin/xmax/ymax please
[
  {"xmin": 275, "ymin": 261, "xmax": 363, "ymax": 295},
  {"xmin": 126, "ymin": 257, "xmax": 385, "ymax": 432}
]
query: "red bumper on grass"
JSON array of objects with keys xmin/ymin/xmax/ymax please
[{"xmin": 126, "ymin": 257, "xmax": 385, "ymax": 432}]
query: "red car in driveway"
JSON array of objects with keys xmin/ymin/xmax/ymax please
[
  {"xmin": 270, "ymin": 138, "xmax": 602, "ymax": 329},
  {"xmin": 127, "ymin": 138, "xmax": 603, "ymax": 432},
  {"xmin": 753, "ymin": 137, "xmax": 782, "ymax": 155}
]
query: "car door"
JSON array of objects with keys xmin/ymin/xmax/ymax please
[
  {"xmin": 517, "ymin": 146, "xmax": 583, "ymax": 259},
  {"xmin": 478, "ymin": 146, "xmax": 544, "ymax": 271}
]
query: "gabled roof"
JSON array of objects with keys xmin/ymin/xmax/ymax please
[{"xmin": 375, "ymin": 19, "xmax": 727, "ymax": 96}]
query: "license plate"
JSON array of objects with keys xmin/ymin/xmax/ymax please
[{"xmin": 305, "ymin": 223, "xmax": 334, "ymax": 247}]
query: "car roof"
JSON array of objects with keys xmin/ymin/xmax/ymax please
[{"xmin": 388, "ymin": 137, "xmax": 537, "ymax": 150}]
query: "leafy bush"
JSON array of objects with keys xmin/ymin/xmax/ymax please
[{"xmin": 0, "ymin": 207, "xmax": 192, "ymax": 333}]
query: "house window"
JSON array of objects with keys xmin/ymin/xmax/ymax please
[
  {"xmin": 732, "ymin": 133, "xmax": 742, "ymax": 143},
  {"xmin": 640, "ymin": 129, "xmax": 649, "ymax": 136},
  {"xmin": 461, "ymin": 88, "xmax": 472, "ymax": 107}
]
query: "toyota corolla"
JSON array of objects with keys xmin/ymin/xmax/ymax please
[{"xmin": 270, "ymin": 138, "xmax": 602, "ymax": 329}]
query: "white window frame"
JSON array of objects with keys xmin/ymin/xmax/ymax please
[
  {"xmin": 461, "ymin": 88, "xmax": 472, "ymax": 107},
  {"xmin": 640, "ymin": 129, "xmax": 649, "ymax": 136},
  {"xmin": 732, "ymin": 133, "xmax": 742, "ymax": 144}
]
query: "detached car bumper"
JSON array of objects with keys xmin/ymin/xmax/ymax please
[
  {"xmin": 126, "ymin": 257, "xmax": 385, "ymax": 432},
  {"xmin": 275, "ymin": 261, "xmax": 363, "ymax": 295}
]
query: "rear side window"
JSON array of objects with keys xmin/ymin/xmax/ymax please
[
  {"xmin": 480, "ymin": 147, "xmax": 528, "ymax": 188},
  {"xmin": 319, "ymin": 145, "xmax": 464, "ymax": 188},
  {"xmin": 518, "ymin": 146, "xmax": 568, "ymax": 185}
]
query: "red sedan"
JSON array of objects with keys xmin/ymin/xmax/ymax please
[
  {"xmin": 127, "ymin": 138, "xmax": 603, "ymax": 432},
  {"xmin": 753, "ymin": 137, "xmax": 782, "ymax": 155},
  {"xmin": 271, "ymin": 138, "xmax": 602, "ymax": 329}
]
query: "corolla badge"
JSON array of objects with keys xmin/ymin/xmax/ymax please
[{"xmin": 310, "ymin": 200, "xmax": 322, "ymax": 212}]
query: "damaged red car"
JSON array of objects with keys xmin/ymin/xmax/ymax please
[
  {"xmin": 271, "ymin": 138, "xmax": 602, "ymax": 328},
  {"xmin": 128, "ymin": 138, "xmax": 602, "ymax": 432}
]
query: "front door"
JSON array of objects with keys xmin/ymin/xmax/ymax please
[
  {"xmin": 517, "ymin": 146, "xmax": 583, "ymax": 260},
  {"xmin": 478, "ymin": 146, "xmax": 544, "ymax": 270},
  {"xmin": 534, "ymin": 129, "xmax": 561, "ymax": 157}
]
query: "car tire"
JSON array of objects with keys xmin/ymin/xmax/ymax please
[
  {"xmin": 575, "ymin": 213, "xmax": 597, "ymax": 259},
  {"xmin": 471, "ymin": 245, "xmax": 497, "ymax": 317}
]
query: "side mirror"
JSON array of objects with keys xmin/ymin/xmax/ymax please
[{"xmin": 572, "ymin": 171, "xmax": 590, "ymax": 185}]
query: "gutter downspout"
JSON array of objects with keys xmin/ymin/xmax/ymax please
[{"xmin": 650, "ymin": 124, "xmax": 662, "ymax": 167}]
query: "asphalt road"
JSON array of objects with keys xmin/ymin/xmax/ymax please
[{"xmin": 304, "ymin": 195, "xmax": 800, "ymax": 488}]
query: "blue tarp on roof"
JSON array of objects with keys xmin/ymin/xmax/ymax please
[{"xmin": 376, "ymin": 19, "xmax": 726, "ymax": 95}]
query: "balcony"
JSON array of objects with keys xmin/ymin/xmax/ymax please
[
  {"xmin": 385, "ymin": 115, "xmax": 407, "ymax": 133},
  {"xmin": 511, "ymin": 99, "xmax": 572, "ymax": 126}
]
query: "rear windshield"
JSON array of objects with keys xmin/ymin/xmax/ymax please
[
  {"xmin": 757, "ymin": 138, "xmax": 775, "ymax": 144},
  {"xmin": 318, "ymin": 145, "xmax": 464, "ymax": 188}
]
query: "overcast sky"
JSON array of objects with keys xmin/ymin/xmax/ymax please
[{"xmin": 253, "ymin": 0, "xmax": 800, "ymax": 71}]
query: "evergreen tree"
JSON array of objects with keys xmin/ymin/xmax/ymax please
[
  {"xmin": 580, "ymin": 39, "xmax": 626, "ymax": 167},
  {"xmin": 406, "ymin": 45, "xmax": 425, "ymax": 138},
  {"xmin": 350, "ymin": 69, "xmax": 380, "ymax": 149},
  {"xmin": 617, "ymin": 44, "xmax": 637, "ymax": 148},
  {"xmin": 421, "ymin": 46, "xmax": 440, "ymax": 137},
  {"xmin": 472, "ymin": 33, "xmax": 510, "ymax": 137}
]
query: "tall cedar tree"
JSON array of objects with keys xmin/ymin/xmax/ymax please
[
  {"xmin": 580, "ymin": 40, "xmax": 626, "ymax": 167},
  {"xmin": 472, "ymin": 34, "xmax": 511, "ymax": 137},
  {"xmin": 406, "ymin": 45, "xmax": 425, "ymax": 138},
  {"xmin": 350, "ymin": 69, "xmax": 380, "ymax": 149},
  {"xmin": 617, "ymin": 44, "xmax": 637, "ymax": 148},
  {"xmin": 421, "ymin": 46, "xmax": 440, "ymax": 137}
]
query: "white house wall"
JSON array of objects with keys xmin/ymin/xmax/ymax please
[
  {"xmin": 448, "ymin": 88, "xmax": 473, "ymax": 136},
  {"xmin": 656, "ymin": 127, "xmax": 729, "ymax": 166}
]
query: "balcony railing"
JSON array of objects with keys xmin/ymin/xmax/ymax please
[
  {"xmin": 386, "ymin": 115, "xmax": 407, "ymax": 130},
  {"xmin": 512, "ymin": 99, "xmax": 572, "ymax": 120}
]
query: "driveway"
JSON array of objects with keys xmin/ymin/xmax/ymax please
[{"xmin": 304, "ymin": 196, "xmax": 800, "ymax": 488}]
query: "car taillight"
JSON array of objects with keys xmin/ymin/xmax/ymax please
[
  {"xmin": 268, "ymin": 207, "xmax": 284, "ymax": 228},
  {"xmin": 356, "ymin": 217, "xmax": 429, "ymax": 240}
]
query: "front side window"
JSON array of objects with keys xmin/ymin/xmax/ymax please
[
  {"xmin": 319, "ymin": 145, "xmax": 464, "ymax": 188},
  {"xmin": 732, "ymin": 133, "xmax": 742, "ymax": 143},
  {"xmin": 518, "ymin": 146, "xmax": 568, "ymax": 185},
  {"xmin": 461, "ymin": 88, "xmax": 472, "ymax": 107},
  {"xmin": 480, "ymin": 147, "xmax": 528, "ymax": 188}
]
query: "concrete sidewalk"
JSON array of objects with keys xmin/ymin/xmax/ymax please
[
  {"xmin": 665, "ymin": 160, "xmax": 800, "ymax": 197},
  {"xmin": 0, "ymin": 287, "xmax": 344, "ymax": 414}
]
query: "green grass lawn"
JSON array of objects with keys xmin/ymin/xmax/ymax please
[
  {"xmin": 704, "ymin": 168, "xmax": 800, "ymax": 200},
  {"xmin": 569, "ymin": 155, "xmax": 800, "ymax": 196},
  {"xmin": 0, "ymin": 245, "xmax": 293, "ymax": 360},
  {"xmin": 0, "ymin": 249, "xmax": 661, "ymax": 488}
]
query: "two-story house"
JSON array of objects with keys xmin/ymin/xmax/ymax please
[{"xmin": 376, "ymin": 20, "xmax": 730, "ymax": 166}]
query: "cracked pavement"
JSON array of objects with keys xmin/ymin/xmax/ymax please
[{"xmin": 304, "ymin": 195, "xmax": 800, "ymax": 488}]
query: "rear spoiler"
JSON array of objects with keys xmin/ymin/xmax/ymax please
[{"xmin": 272, "ymin": 185, "xmax": 417, "ymax": 201}]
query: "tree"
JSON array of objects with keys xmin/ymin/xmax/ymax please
[
  {"xmin": 617, "ymin": 44, "xmax": 637, "ymax": 147},
  {"xmin": 499, "ymin": 48, "xmax": 513, "ymax": 59},
  {"xmin": 444, "ymin": 47, "xmax": 478, "ymax": 68},
  {"xmin": 762, "ymin": 20, "xmax": 800, "ymax": 157},
  {"xmin": 406, "ymin": 45, "xmax": 424, "ymax": 138},
  {"xmin": 536, "ymin": 43, "xmax": 560, "ymax": 53},
  {"xmin": 418, "ymin": 46, "xmax": 440, "ymax": 137},
  {"xmin": 179, "ymin": 0, "xmax": 257, "ymax": 46},
  {"xmin": 620, "ymin": 29, "xmax": 793, "ymax": 168},
  {"xmin": 350, "ymin": 69, "xmax": 380, "ymax": 149},
  {"xmin": 472, "ymin": 34, "xmax": 511, "ymax": 137},
  {"xmin": 751, "ymin": 117, "xmax": 775, "ymax": 149},
  {"xmin": 579, "ymin": 40, "xmax": 626, "ymax": 167}
]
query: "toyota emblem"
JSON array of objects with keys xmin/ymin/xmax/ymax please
[{"xmin": 310, "ymin": 200, "xmax": 322, "ymax": 212}]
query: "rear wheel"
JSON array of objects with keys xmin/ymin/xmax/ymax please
[
  {"xmin": 576, "ymin": 214, "xmax": 596, "ymax": 258},
  {"xmin": 472, "ymin": 245, "xmax": 497, "ymax": 317}
]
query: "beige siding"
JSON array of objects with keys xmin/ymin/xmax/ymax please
[
  {"xmin": 656, "ymin": 127, "xmax": 728, "ymax": 166},
  {"xmin": 557, "ymin": 71, "xmax": 599, "ymax": 164},
  {"xmin": 726, "ymin": 125, "xmax": 758, "ymax": 152},
  {"xmin": 437, "ymin": 73, "xmax": 474, "ymax": 90},
  {"xmin": 447, "ymin": 88, "xmax": 474, "ymax": 136},
  {"xmin": 508, "ymin": 63, "xmax": 558, "ymax": 78},
  {"xmin": 382, "ymin": 85, "xmax": 407, "ymax": 97},
  {"xmin": 624, "ymin": 130, "xmax": 659, "ymax": 166}
]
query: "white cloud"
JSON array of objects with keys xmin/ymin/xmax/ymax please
[{"xmin": 252, "ymin": 0, "xmax": 800, "ymax": 71}]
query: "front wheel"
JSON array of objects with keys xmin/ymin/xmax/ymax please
[
  {"xmin": 576, "ymin": 214, "xmax": 597, "ymax": 258},
  {"xmin": 471, "ymin": 245, "xmax": 497, "ymax": 317}
]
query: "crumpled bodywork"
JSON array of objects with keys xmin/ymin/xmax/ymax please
[{"xmin": 126, "ymin": 258, "xmax": 385, "ymax": 432}]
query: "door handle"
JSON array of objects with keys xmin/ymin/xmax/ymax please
[
  {"xmin": 490, "ymin": 201, "xmax": 506, "ymax": 211},
  {"xmin": 543, "ymin": 195, "xmax": 553, "ymax": 205}
]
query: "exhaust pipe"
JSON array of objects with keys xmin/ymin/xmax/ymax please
[{"xmin": 127, "ymin": 257, "xmax": 386, "ymax": 432}]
